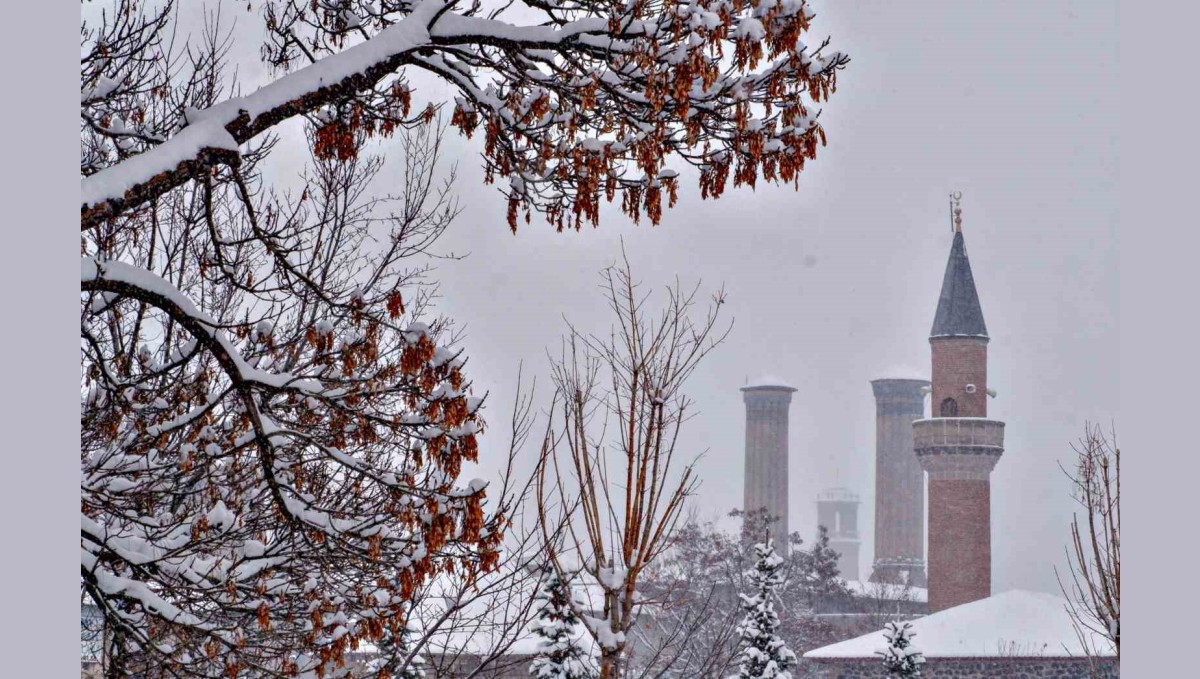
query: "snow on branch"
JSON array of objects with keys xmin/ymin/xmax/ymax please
[
  {"xmin": 81, "ymin": 0, "xmax": 446, "ymax": 228},
  {"xmin": 80, "ymin": 119, "xmax": 504, "ymax": 677},
  {"xmin": 82, "ymin": 0, "xmax": 848, "ymax": 232},
  {"xmin": 78, "ymin": 2, "xmax": 847, "ymax": 675}
]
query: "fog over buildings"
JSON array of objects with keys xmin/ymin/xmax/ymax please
[
  {"xmin": 422, "ymin": 0, "xmax": 1118, "ymax": 598},
  {"xmin": 129, "ymin": 0, "xmax": 1117, "ymax": 598}
]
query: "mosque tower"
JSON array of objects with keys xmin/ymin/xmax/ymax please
[
  {"xmin": 913, "ymin": 196, "xmax": 1006, "ymax": 613},
  {"xmin": 742, "ymin": 377, "xmax": 797, "ymax": 553},
  {"xmin": 869, "ymin": 377, "xmax": 929, "ymax": 587}
]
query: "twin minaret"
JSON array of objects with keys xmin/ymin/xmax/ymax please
[
  {"xmin": 741, "ymin": 379, "xmax": 798, "ymax": 552},
  {"xmin": 741, "ymin": 212, "xmax": 1003, "ymax": 613},
  {"xmin": 869, "ymin": 378, "xmax": 929, "ymax": 587}
]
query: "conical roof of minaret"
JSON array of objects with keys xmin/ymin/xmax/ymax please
[{"xmin": 930, "ymin": 231, "xmax": 988, "ymax": 338}]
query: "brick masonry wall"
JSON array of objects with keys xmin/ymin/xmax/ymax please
[
  {"xmin": 870, "ymin": 379, "xmax": 928, "ymax": 584},
  {"xmin": 927, "ymin": 478, "xmax": 991, "ymax": 612},
  {"xmin": 931, "ymin": 338, "xmax": 988, "ymax": 417},
  {"xmin": 804, "ymin": 657, "xmax": 1118, "ymax": 679},
  {"xmin": 743, "ymin": 389, "xmax": 794, "ymax": 551}
]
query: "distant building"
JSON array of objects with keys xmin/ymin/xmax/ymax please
[{"xmin": 816, "ymin": 487, "xmax": 861, "ymax": 581}]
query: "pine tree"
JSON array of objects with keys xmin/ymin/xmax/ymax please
[
  {"xmin": 876, "ymin": 621, "xmax": 925, "ymax": 678},
  {"xmin": 371, "ymin": 617, "xmax": 428, "ymax": 679},
  {"xmin": 529, "ymin": 566, "xmax": 598, "ymax": 679},
  {"xmin": 800, "ymin": 526, "xmax": 849, "ymax": 606},
  {"xmin": 731, "ymin": 539, "xmax": 797, "ymax": 679}
]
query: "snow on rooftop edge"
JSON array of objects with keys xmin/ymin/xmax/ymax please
[
  {"xmin": 842, "ymin": 580, "xmax": 927, "ymax": 603},
  {"xmin": 741, "ymin": 374, "xmax": 796, "ymax": 390},
  {"xmin": 804, "ymin": 590, "xmax": 1114, "ymax": 659}
]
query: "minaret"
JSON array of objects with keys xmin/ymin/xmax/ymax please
[
  {"xmin": 913, "ymin": 196, "xmax": 1005, "ymax": 613},
  {"xmin": 741, "ymin": 377, "xmax": 798, "ymax": 553},
  {"xmin": 817, "ymin": 488, "xmax": 861, "ymax": 581},
  {"xmin": 869, "ymin": 378, "xmax": 929, "ymax": 587}
]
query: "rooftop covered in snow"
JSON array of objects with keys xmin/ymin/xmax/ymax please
[
  {"xmin": 870, "ymin": 373, "xmax": 930, "ymax": 385},
  {"xmin": 740, "ymin": 374, "xmax": 797, "ymax": 391},
  {"xmin": 804, "ymin": 590, "xmax": 1114, "ymax": 659},
  {"xmin": 842, "ymin": 579, "xmax": 927, "ymax": 603},
  {"xmin": 817, "ymin": 487, "xmax": 860, "ymax": 503}
]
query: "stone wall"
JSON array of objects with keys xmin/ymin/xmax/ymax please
[{"xmin": 804, "ymin": 656, "xmax": 1118, "ymax": 679}]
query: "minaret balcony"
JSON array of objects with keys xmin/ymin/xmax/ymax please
[
  {"xmin": 913, "ymin": 418, "xmax": 1004, "ymax": 479},
  {"xmin": 913, "ymin": 417, "xmax": 1004, "ymax": 453}
]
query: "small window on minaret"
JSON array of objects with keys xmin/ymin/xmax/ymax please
[{"xmin": 940, "ymin": 398, "xmax": 959, "ymax": 417}]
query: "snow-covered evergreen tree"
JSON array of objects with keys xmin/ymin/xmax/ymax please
[
  {"xmin": 529, "ymin": 566, "xmax": 598, "ymax": 679},
  {"xmin": 731, "ymin": 539, "xmax": 796, "ymax": 679},
  {"xmin": 876, "ymin": 621, "xmax": 925, "ymax": 678},
  {"xmin": 370, "ymin": 617, "xmax": 428, "ymax": 679},
  {"xmin": 799, "ymin": 525, "xmax": 848, "ymax": 606}
]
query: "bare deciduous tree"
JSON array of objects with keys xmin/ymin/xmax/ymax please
[
  {"xmin": 536, "ymin": 251, "xmax": 730, "ymax": 678},
  {"xmin": 1056, "ymin": 423, "xmax": 1120, "ymax": 665},
  {"xmin": 629, "ymin": 514, "xmax": 744, "ymax": 679},
  {"xmin": 82, "ymin": 0, "xmax": 848, "ymax": 232}
]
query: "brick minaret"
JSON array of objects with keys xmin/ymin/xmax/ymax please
[
  {"xmin": 741, "ymin": 378, "xmax": 798, "ymax": 553},
  {"xmin": 869, "ymin": 378, "xmax": 929, "ymax": 587},
  {"xmin": 817, "ymin": 488, "xmax": 861, "ymax": 581},
  {"xmin": 914, "ymin": 211, "xmax": 1005, "ymax": 613}
]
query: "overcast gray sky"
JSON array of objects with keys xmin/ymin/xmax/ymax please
[
  {"xmin": 416, "ymin": 0, "xmax": 1120, "ymax": 596},
  {"xmin": 135, "ymin": 0, "xmax": 1119, "ymax": 596}
]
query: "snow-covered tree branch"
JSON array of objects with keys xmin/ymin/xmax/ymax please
[
  {"xmin": 81, "ymin": 115, "xmax": 508, "ymax": 678},
  {"xmin": 877, "ymin": 621, "xmax": 924, "ymax": 678},
  {"xmin": 82, "ymin": 0, "xmax": 847, "ymax": 231},
  {"xmin": 80, "ymin": 2, "xmax": 846, "ymax": 676}
]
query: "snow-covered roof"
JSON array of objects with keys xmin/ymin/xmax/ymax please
[
  {"xmin": 870, "ymin": 372, "xmax": 929, "ymax": 384},
  {"xmin": 817, "ymin": 487, "xmax": 860, "ymax": 503},
  {"xmin": 804, "ymin": 590, "xmax": 1114, "ymax": 659},
  {"xmin": 843, "ymin": 580, "xmax": 927, "ymax": 604},
  {"xmin": 741, "ymin": 374, "xmax": 797, "ymax": 391},
  {"xmin": 425, "ymin": 623, "xmax": 595, "ymax": 657},
  {"xmin": 402, "ymin": 568, "xmax": 608, "ymax": 658}
]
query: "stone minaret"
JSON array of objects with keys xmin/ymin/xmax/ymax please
[
  {"xmin": 741, "ymin": 379, "xmax": 797, "ymax": 553},
  {"xmin": 869, "ymin": 378, "xmax": 929, "ymax": 587},
  {"xmin": 817, "ymin": 488, "xmax": 861, "ymax": 581},
  {"xmin": 914, "ymin": 209, "xmax": 1005, "ymax": 613}
]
